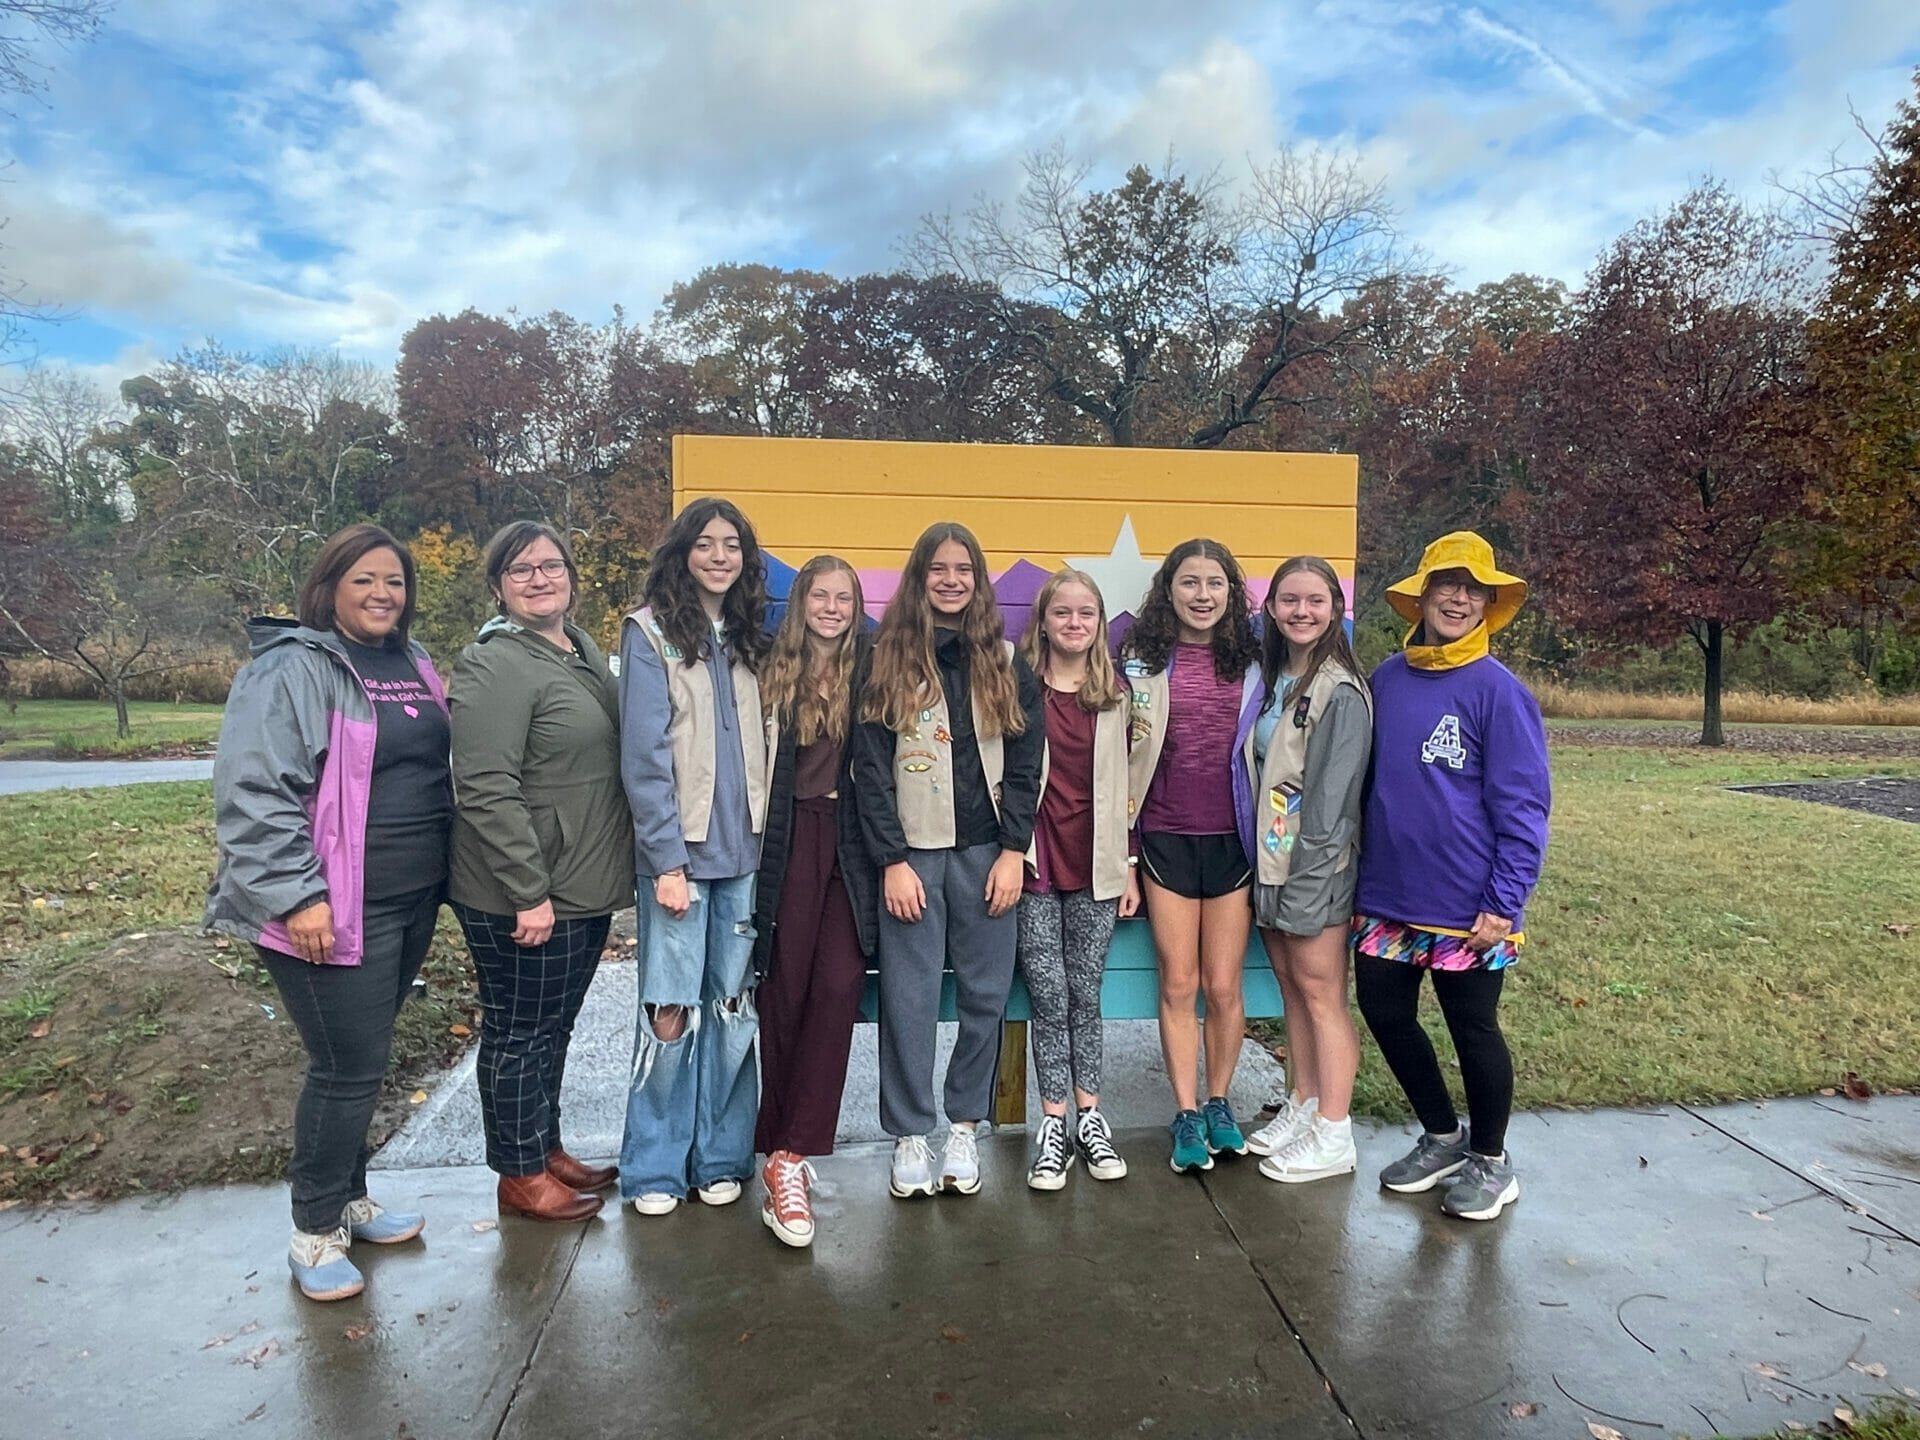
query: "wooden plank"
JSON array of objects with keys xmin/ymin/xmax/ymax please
[{"xmin": 993, "ymin": 1020, "xmax": 1028, "ymax": 1127}]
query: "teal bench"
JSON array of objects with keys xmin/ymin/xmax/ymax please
[{"xmin": 856, "ymin": 918, "xmax": 1280, "ymax": 1124}]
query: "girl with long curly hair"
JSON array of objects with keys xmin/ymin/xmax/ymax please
[
  {"xmin": 616, "ymin": 497, "xmax": 774, "ymax": 1219},
  {"xmin": 1120, "ymin": 537, "xmax": 1263, "ymax": 1175},
  {"xmin": 1014, "ymin": 569, "xmax": 1138, "ymax": 1191},
  {"xmin": 1240, "ymin": 556, "xmax": 1373, "ymax": 1186},
  {"xmin": 748, "ymin": 556, "xmax": 878, "ymax": 1248},
  {"xmin": 851, "ymin": 522, "xmax": 1044, "ymax": 1200}
]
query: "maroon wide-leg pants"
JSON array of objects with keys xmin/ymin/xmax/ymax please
[{"xmin": 755, "ymin": 798, "xmax": 867, "ymax": 1157}]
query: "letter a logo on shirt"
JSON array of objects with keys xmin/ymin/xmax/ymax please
[{"xmin": 1421, "ymin": 714, "xmax": 1466, "ymax": 770}]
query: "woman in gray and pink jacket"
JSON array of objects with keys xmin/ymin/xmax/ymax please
[{"xmin": 206, "ymin": 524, "xmax": 453, "ymax": 1304}]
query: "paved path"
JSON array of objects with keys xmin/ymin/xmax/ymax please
[
  {"xmin": 5, "ymin": 1096, "xmax": 1917, "ymax": 1439},
  {"xmin": 0, "ymin": 758, "xmax": 215, "ymax": 795}
]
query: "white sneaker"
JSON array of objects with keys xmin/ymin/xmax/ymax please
[
  {"xmin": 631, "ymin": 1192, "xmax": 681, "ymax": 1216},
  {"xmin": 1258, "ymin": 1114, "xmax": 1357, "ymax": 1184},
  {"xmin": 1246, "ymin": 1096, "xmax": 1318, "ymax": 1157},
  {"xmin": 940, "ymin": 1123, "xmax": 981, "ymax": 1195},
  {"xmin": 695, "ymin": 1178, "xmax": 742, "ymax": 1206},
  {"xmin": 889, "ymin": 1134, "xmax": 938, "ymax": 1198}
]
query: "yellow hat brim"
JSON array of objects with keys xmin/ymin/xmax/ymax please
[{"xmin": 1385, "ymin": 533, "xmax": 1529, "ymax": 634}]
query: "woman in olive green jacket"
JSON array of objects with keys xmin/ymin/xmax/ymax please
[{"xmin": 448, "ymin": 521, "xmax": 635, "ymax": 1223}]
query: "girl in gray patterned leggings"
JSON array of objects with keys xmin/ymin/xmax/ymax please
[{"xmin": 1015, "ymin": 570, "xmax": 1140, "ymax": 1190}]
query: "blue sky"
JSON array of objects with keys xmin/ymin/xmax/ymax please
[{"xmin": 6, "ymin": 0, "xmax": 1917, "ymax": 392}]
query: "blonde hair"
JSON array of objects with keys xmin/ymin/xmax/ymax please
[
  {"xmin": 759, "ymin": 556, "xmax": 864, "ymax": 746},
  {"xmin": 1018, "ymin": 569, "xmax": 1124, "ymax": 711},
  {"xmin": 863, "ymin": 522, "xmax": 1026, "ymax": 738}
]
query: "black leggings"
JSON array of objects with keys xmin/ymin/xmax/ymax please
[{"xmin": 1354, "ymin": 955, "xmax": 1512, "ymax": 1157}]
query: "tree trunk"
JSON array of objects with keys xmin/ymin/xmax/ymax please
[
  {"xmin": 112, "ymin": 678, "xmax": 131, "ymax": 740},
  {"xmin": 1699, "ymin": 619, "xmax": 1725, "ymax": 747}
]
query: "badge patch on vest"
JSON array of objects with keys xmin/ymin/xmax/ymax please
[
  {"xmin": 933, "ymin": 724, "xmax": 952, "ymax": 745},
  {"xmin": 1421, "ymin": 715, "xmax": 1466, "ymax": 770},
  {"xmin": 1265, "ymin": 783, "xmax": 1302, "ymax": 855},
  {"xmin": 900, "ymin": 749, "xmax": 936, "ymax": 775}
]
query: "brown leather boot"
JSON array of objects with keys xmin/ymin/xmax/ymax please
[
  {"xmin": 498, "ymin": 1170, "xmax": 602, "ymax": 1222},
  {"xmin": 546, "ymin": 1147, "xmax": 618, "ymax": 1192}
]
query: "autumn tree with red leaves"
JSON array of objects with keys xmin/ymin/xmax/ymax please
[{"xmin": 1530, "ymin": 184, "xmax": 1810, "ymax": 745}]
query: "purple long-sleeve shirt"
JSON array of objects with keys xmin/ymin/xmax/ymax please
[{"xmin": 1354, "ymin": 652, "xmax": 1551, "ymax": 932}]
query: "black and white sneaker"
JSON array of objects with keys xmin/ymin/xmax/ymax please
[
  {"xmin": 1075, "ymin": 1106, "xmax": 1128, "ymax": 1180},
  {"xmin": 1027, "ymin": 1114, "xmax": 1074, "ymax": 1191}
]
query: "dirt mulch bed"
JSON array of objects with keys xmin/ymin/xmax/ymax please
[
  {"xmin": 1730, "ymin": 775, "xmax": 1920, "ymax": 825},
  {"xmin": 0, "ymin": 928, "xmax": 478, "ymax": 1208},
  {"xmin": 1552, "ymin": 724, "xmax": 1920, "ymax": 757}
]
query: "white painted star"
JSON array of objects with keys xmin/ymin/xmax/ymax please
[{"xmin": 1068, "ymin": 515, "xmax": 1161, "ymax": 617}]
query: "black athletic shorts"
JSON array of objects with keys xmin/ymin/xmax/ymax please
[{"xmin": 1138, "ymin": 831, "xmax": 1252, "ymax": 901}]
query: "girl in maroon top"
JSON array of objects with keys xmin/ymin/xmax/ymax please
[
  {"xmin": 1015, "ymin": 570, "xmax": 1139, "ymax": 1190},
  {"xmin": 1121, "ymin": 539, "xmax": 1263, "ymax": 1174}
]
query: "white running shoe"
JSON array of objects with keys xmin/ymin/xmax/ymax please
[
  {"xmin": 1246, "ymin": 1096, "xmax": 1318, "ymax": 1157},
  {"xmin": 940, "ymin": 1123, "xmax": 982, "ymax": 1195},
  {"xmin": 695, "ymin": 1178, "xmax": 742, "ymax": 1206},
  {"xmin": 889, "ymin": 1134, "xmax": 938, "ymax": 1198},
  {"xmin": 1258, "ymin": 1114, "xmax": 1358, "ymax": 1184}
]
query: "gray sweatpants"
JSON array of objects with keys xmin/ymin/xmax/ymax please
[{"xmin": 876, "ymin": 843, "xmax": 1017, "ymax": 1137}]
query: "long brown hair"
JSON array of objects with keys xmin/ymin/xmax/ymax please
[
  {"xmin": 641, "ymin": 496, "xmax": 770, "ymax": 671},
  {"xmin": 1018, "ymin": 568, "xmax": 1124, "ymax": 712},
  {"xmin": 298, "ymin": 524, "xmax": 417, "ymax": 644},
  {"xmin": 759, "ymin": 555, "xmax": 865, "ymax": 745},
  {"xmin": 1119, "ymin": 537, "xmax": 1259, "ymax": 680},
  {"xmin": 1259, "ymin": 556, "xmax": 1368, "ymax": 712},
  {"xmin": 863, "ymin": 522, "xmax": 1026, "ymax": 738}
]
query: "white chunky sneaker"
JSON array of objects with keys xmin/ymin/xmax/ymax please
[
  {"xmin": 940, "ymin": 1123, "xmax": 982, "ymax": 1195},
  {"xmin": 695, "ymin": 1178, "xmax": 743, "ymax": 1207},
  {"xmin": 630, "ymin": 1192, "xmax": 681, "ymax": 1216},
  {"xmin": 1246, "ymin": 1095, "xmax": 1318, "ymax": 1157},
  {"xmin": 889, "ymin": 1134, "xmax": 938, "ymax": 1198},
  {"xmin": 1258, "ymin": 1114, "xmax": 1358, "ymax": 1184}
]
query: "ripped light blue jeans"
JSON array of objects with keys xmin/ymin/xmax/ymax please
[{"xmin": 619, "ymin": 873, "xmax": 759, "ymax": 1200}]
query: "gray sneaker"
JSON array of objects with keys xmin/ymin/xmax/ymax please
[
  {"xmin": 1379, "ymin": 1127, "xmax": 1471, "ymax": 1193},
  {"xmin": 1440, "ymin": 1153, "xmax": 1520, "ymax": 1221}
]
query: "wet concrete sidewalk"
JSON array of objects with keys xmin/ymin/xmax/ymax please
[{"xmin": 5, "ymin": 1096, "xmax": 1917, "ymax": 1440}]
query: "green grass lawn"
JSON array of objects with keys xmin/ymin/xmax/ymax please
[
  {"xmin": 3, "ymin": 749, "xmax": 1919, "ymax": 1122},
  {"xmin": 0, "ymin": 699, "xmax": 225, "ymax": 758}
]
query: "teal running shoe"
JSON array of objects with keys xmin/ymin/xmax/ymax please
[
  {"xmin": 1202, "ymin": 1096, "xmax": 1246, "ymax": 1156},
  {"xmin": 1169, "ymin": 1109, "xmax": 1214, "ymax": 1173}
]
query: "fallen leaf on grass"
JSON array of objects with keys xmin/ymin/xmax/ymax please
[
  {"xmin": 1847, "ymin": 1360, "xmax": 1888, "ymax": 1378},
  {"xmin": 1509, "ymin": 1401, "xmax": 1538, "ymax": 1417},
  {"xmin": 1885, "ymin": 924, "xmax": 1912, "ymax": 939},
  {"xmin": 1842, "ymin": 1072, "xmax": 1872, "ymax": 1101},
  {"xmin": 26, "ymin": 1018, "xmax": 50, "ymax": 1039},
  {"xmin": 1587, "ymin": 1424, "xmax": 1627, "ymax": 1440},
  {"xmin": 940, "ymin": 1325, "xmax": 968, "ymax": 1344},
  {"xmin": 344, "ymin": 1324, "xmax": 371, "ymax": 1342},
  {"xmin": 448, "ymin": 1024, "xmax": 471, "ymax": 1039},
  {"xmin": 1821, "ymin": 1087, "xmax": 1838, "ymax": 1096},
  {"xmin": 409, "ymin": 1090, "xmax": 428, "ymax": 1104},
  {"xmin": 1835, "ymin": 1406, "xmax": 1858, "ymax": 1430}
]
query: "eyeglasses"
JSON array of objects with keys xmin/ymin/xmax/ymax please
[
  {"xmin": 1425, "ymin": 578, "xmax": 1492, "ymax": 601},
  {"xmin": 504, "ymin": 558, "xmax": 569, "ymax": 583}
]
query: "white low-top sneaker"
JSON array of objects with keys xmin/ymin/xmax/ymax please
[
  {"xmin": 940, "ymin": 1123, "xmax": 982, "ymax": 1195},
  {"xmin": 1258, "ymin": 1115, "xmax": 1357, "ymax": 1184},
  {"xmin": 695, "ymin": 1178, "xmax": 742, "ymax": 1206},
  {"xmin": 889, "ymin": 1134, "xmax": 938, "ymax": 1198},
  {"xmin": 631, "ymin": 1192, "xmax": 681, "ymax": 1216},
  {"xmin": 1246, "ymin": 1096, "xmax": 1318, "ymax": 1157}
]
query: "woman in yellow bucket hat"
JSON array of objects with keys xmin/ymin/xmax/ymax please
[{"xmin": 1350, "ymin": 531, "xmax": 1550, "ymax": 1222}]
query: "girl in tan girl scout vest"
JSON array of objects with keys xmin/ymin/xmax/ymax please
[
  {"xmin": 1014, "ymin": 569, "xmax": 1138, "ymax": 1191},
  {"xmin": 616, "ymin": 497, "xmax": 773, "ymax": 1219},
  {"xmin": 1239, "ymin": 556, "xmax": 1373, "ymax": 1185},
  {"xmin": 850, "ymin": 522, "xmax": 1045, "ymax": 1200},
  {"xmin": 1119, "ymin": 538, "xmax": 1265, "ymax": 1176}
]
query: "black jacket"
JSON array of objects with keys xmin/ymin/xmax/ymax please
[{"xmin": 750, "ymin": 641, "xmax": 879, "ymax": 977}]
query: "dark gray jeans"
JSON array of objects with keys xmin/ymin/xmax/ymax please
[
  {"xmin": 258, "ymin": 885, "xmax": 442, "ymax": 1232},
  {"xmin": 875, "ymin": 843, "xmax": 1017, "ymax": 1137}
]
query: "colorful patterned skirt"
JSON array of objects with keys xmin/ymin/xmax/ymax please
[{"xmin": 1351, "ymin": 914, "xmax": 1520, "ymax": 972}]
